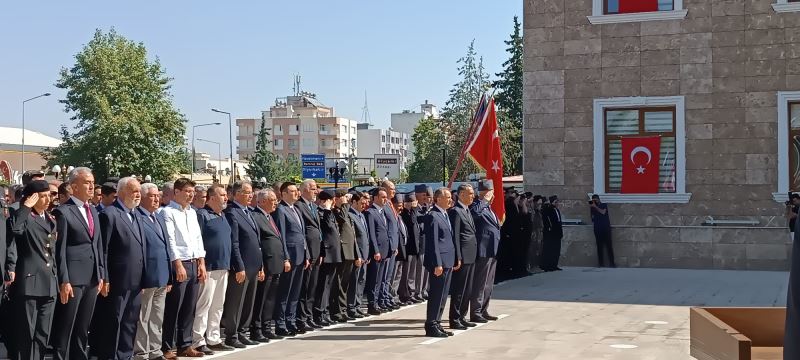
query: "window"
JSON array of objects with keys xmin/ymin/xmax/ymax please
[
  {"xmin": 593, "ymin": 96, "xmax": 689, "ymax": 203},
  {"xmin": 589, "ymin": 0, "xmax": 686, "ymax": 24},
  {"xmin": 288, "ymin": 139, "xmax": 298, "ymax": 150},
  {"xmin": 604, "ymin": 0, "xmax": 672, "ymax": 14},
  {"xmin": 777, "ymin": 92, "xmax": 800, "ymax": 201},
  {"xmin": 775, "ymin": 0, "xmax": 800, "ymax": 12},
  {"xmin": 302, "ymin": 138, "xmax": 313, "ymax": 147},
  {"xmin": 320, "ymin": 124, "xmax": 328, "ymax": 132},
  {"xmin": 381, "ymin": 135, "xmax": 386, "ymax": 142}
]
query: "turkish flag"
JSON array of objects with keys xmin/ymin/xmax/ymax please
[
  {"xmin": 619, "ymin": 0, "xmax": 659, "ymax": 13},
  {"xmin": 467, "ymin": 98, "xmax": 505, "ymax": 223},
  {"xmin": 620, "ymin": 136, "xmax": 661, "ymax": 194}
]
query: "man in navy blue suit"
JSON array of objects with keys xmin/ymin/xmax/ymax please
[
  {"xmin": 273, "ymin": 182, "xmax": 310, "ymax": 337},
  {"xmin": 134, "ymin": 182, "xmax": 173, "ymax": 360},
  {"xmin": 222, "ymin": 181, "xmax": 263, "ymax": 348},
  {"xmin": 469, "ymin": 180, "xmax": 501, "ymax": 323},
  {"xmin": 93, "ymin": 177, "xmax": 147, "ymax": 360},
  {"xmin": 423, "ymin": 188, "xmax": 456, "ymax": 338},
  {"xmin": 378, "ymin": 181, "xmax": 400, "ymax": 310},
  {"xmin": 364, "ymin": 188, "xmax": 391, "ymax": 315}
]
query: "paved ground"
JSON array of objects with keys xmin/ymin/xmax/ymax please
[{"xmin": 210, "ymin": 267, "xmax": 789, "ymax": 360}]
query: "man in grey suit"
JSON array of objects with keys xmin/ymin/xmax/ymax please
[
  {"xmin": 469, "ymin": 180, "xmax": 501, "ymax": 323},
  {"xmin": 346, "ymin": 191, "xmax": 370, "ymax": 318},
  {"xmin": 448, "ymin": 183, "xmax": 478, "ymax": 330}
]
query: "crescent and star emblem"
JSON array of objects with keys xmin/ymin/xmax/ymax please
[{"xmin": 629, "ymin": 146, "xmax": 652, "ymax": 175}]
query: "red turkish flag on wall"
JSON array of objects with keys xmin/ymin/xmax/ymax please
[
  {"xmin": 467, "ymin": 98, "xmax": 505, "ymax": 223},
  {"xmin": 619, "ymin": 0, "xmax": 659, "ymax": 13},
  {"xmin": 620, "ymin": 136, "xmax": 661, "ymax": 194}
]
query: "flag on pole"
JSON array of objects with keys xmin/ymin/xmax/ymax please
[{"xmin": 466, "ymin": 97, "xmax": 506, "ymax": 223}]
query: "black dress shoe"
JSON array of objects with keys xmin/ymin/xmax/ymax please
[
  {"xmin": 224, "ymin": 339, "xmax": 247, "ymax": 349},
  {"xmin": 276, "ymin": 328, "xmax": 296, "ymax": 337},
  {"xmin": 555, "ymin": 267, "xmax": 563, "ymax": 271},
  {"xmin": 264, "ymin": 329, "xmax": 283, "ymax": 340},
  {"xmin": 424, "ymin": 325, "xmax": 448, "ymax": 338},
  {"xmin": 208, "ymin": 343, "xmax": 235, "ymax": 351},
  {"xmin": 347, "ymin": 311, "xmax": 364, "ymax": 319},
  {"xmin": 196, "ymin": 345, "xmax": 215, "ymax": 355},
  {"xmin": 323, "ymin": 315, "xmax": 335, "ymax": 324},
  {"xmin": 356, "ymin": 308, "xmax": 369, "ymax": 316},
  {"xmin": 250, "ymin": 335, "xmax": 270, "ymax": 343},
  {"xmin": 461, "ymin": 319, "xmax": 477, "ymax": 327},
  {"xmin": 306, "ymin": 320, "xmax": 322, "ymax": 329},
  {"xmin": 422, "ymin": 294, "xmax": 429, "ymax": 300},
  {"xmin": 295, "ymin": 322, "xmax": 309, "ymax": 333},
  {"xmin": 412, "ymin": 296, "xmax": 424, "ymax": 303},
  {"xmin": 367, "ymin": 307, "xmax": 382, "ymax": 316},
  {"xmin": 239, "ymin": 337, "xmax": 259, "ymax": 346},
  {"xmin": 482, "ymin": 313, "xmax": 499, "ymax": 321},
  {"xmin": 449, "ymin": 321, "xmax": 467, "ymax": 330},
  {"xmin": 315, "ymin": 318, "xmax": 331, "ymax": 326},
  {"xmin": 471, "ymin": 315, "xmax": 489, "ymax": 323},
  {"xmin": 436, "ymin": 324, "xmax": 454, "ymax": 336},
  {"xmin": 331, "ymin": 315, "xmax": 348, "ymax": 323}
]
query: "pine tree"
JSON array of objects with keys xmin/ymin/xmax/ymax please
[
  {"xmin": 246, "ymin": 119, "xmax": 278, "ymax": 182},
  {"xmin": 494, "ymin": 16, "xmax": 524, "ymax": 175}
]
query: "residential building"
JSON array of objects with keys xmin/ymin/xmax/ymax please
[
  {"xmin": 236, "ymin": 93, "xmax": 358, "ymax": 161},
  {"xmin": 390, "ymin": 100, "xmax": 439, "ymax": 162},
  {"xmin": 356, "ymin": 123, "xmax": 410, "ymax": 171},
  {"xmin": 523, "ymin": 0, "xmax": 800, "ymax": 271}
]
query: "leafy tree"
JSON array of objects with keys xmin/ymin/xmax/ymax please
[
  {"xmin": 43, "ymin": 29, "xmax": 187, "ymax": 182},
  {"xmin": 245, "ymin": 120, "xmax": 302, "ymax": 184},
  {"xmin": 494, "ymin": 16, "xmax": 524, "ymax": 175},
  {"xmin": 407, "ymin": 116, "xmax": 446, "ymax": 182}
]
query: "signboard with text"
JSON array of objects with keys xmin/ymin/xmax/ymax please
[
  {"xmin": 301, "ymin": 154, "xmax": 325, "ymax": 179},
  {"xmin": 374, "ymin": 154, "xmax": 401, "ymax": 180}
]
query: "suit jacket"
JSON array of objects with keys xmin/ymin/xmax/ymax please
[
  {"xmin": 384, "ymin": 205, "xmax": 399, "ymax": 252},
  {"xmin": 100, "ymin": 201, "xmax": 146, "ymax": 290},
  {"xmin": 348, "ymin": 208, "xmax": 368, "ymax": 261},
  {"xmin": 274, "ymin": 202, "xmax": 310, "ymax": 266},
  {"xmin": 9, "ymin": 205, "xmax": 58, "ymax": 297},
  {"xmin": 470, "ymin": 199, "xmax": 501, "ymax": 258},
  {"xmin": 224, "ymin": 202, "xmax": 263, "ymax": 277},
  {"xmin": 423, "ymin": 206, "xmax": 455, "ymax": 269},
  {"xmin": 137, "ymin": 208, "xmax": 172, "ymax": 289},
  {"xmin": 448, "ymin": 202, "xmax": 478, "ymax": 265},
  {"xmin": 335, "ymin": 204, "xmax": 358, "ymax": 261},
  {"xmin": 1, "ymin": 212, "xmax": 7, "ymax": 284},
  {"xmin": 252, "ymin": 208, "xmax": 289, "ymax": 276},
  {"xmin": 53, "ymin": 197, "xmax": 105, "ymax": 287},
  {"xmin": 319, "ymin": 206, "xmax": 343, "ymax": 264},
  {"xmin": 364, "ymin": 205, "xmax": 390, "ymax": 258},
  {"xmin": 542, "ymin": 205, "xmax": 564, "ymax": 239},
  {"xmin": 296, "ymin": 197, "xmax": 323, "ymax": 260},
  {"xmin": 395, "ymin": 212, "xmax": 408, "ymax": 261},
  {"xmin": 401, "ymin": 208, "xmax": 422, "ymax": 256}
]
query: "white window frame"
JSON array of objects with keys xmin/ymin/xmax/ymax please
[
  {"xmin": 588, "ymin": 0, "xmax": 688, "ymax": 24},
  {"xmin": 592, "ymin": 96, "xmax": 691, "ymax": 203},
  {"xmin": 775, "ymin": 91, "xmax": 800, "ymax": 202},
  {"xmin": 774, "ymin": 0, "xmax": 800, "ymax": 13}
]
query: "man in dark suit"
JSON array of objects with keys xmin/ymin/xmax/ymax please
[
  {"xmin": 540, "ymin": 195, "xmax": 564, "ymax": 272},
  {"xmin": 364, "ymin": 188, "xmax": 391, "ymax": 315},
  {"xmin": 273, "ymin": 183, "xmax": 311, "ymax": 337},
  {"xmin": 390, "ymin": 194, "xmax": 409, "ymax": 306},
  {"xmin": 379, "ymin": 181, "xmax": 400, "ymax": 310},
  {"xmin": 400, "ymin": 193, "xmax": 423, "ymax": 303},
  {"xmin": 222, "ymin": 181, "xmax": 263, "ymax": 348},
  {"xmin": 330, "ymin": 189, "xmax": 359, "ymax": 323},
  {"xmin": 447, "ymin": 184, "xmax": 477, "ymax": 330},
  {"xmin": 134, "ymin": 182, "xmax": 173, "ymax": 360},
  {"xmin": 414, "ymin": 185, "xmax": 433, "ymax": 300},
  {"xmin": 96, "ymin": 182, "xmax": 117, "ymax": 212},
  {"xmin": 424, "ymin": 188, "xmax": 456, "ymax": 338},
  {"xmin": 51, "ymin": 167, "xmax": 106, "ymax": 360},
  {"xmin": 346, "ymin": 191, "xmax": 370, "ymax": 318},
  {"xmin": 296, "ymin": 180, "xmax": 322, "ymax": 332},
  {"xmin": 313, "ymin": 189, "xmax": 341, "ymax": 326},
  {"xmin": 469, "ymin": 180, "xmax": 501, "ymax": 323},
  {"xmin": 250, "ymin": 189, "xmax": 290, "ymax": 342},
  {"xmin": 9, "ymin": 181, "xmax": 58, "ymax": 360},
  {"xmin": 787, "ymin": 213, "xmax": 800, "ymax": 360}
]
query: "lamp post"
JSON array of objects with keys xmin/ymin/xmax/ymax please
[
  {"xmin": 51, "ymin": 164, "xmax": 73, "ymax": 182},
  {"xmin": 105, "ymin": 154, "xmax": 114, "ymax": 179},
  {"xmin": 328, "ymin": 161, "xmax": 347, "ymax": 189},
  {"xmin": 191, "ymin": 123, "xmax": 221, "ymax": 180},
  {"xmin": 211, "ymin": 108, "xmax": 234, "ymax": 180},
  {"xmin": 22, "ymin": 93, "xmax": 51, "ymax": 172},
  {"xmin": 196, "ymin": 138, "xmax": 221, "ymax": 178}
]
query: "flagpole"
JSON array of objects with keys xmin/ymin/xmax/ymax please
[{"xmin": 448, "ymin": 89, "xmax": 496, "ymax": 187}]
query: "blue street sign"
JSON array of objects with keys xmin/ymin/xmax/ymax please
[{"xmin": 301, "ymin": 154, "xmax": 326, "ymax": 179}]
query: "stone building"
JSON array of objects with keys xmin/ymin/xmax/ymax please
[{"xmin": 523, "ymin": 0, "xmax": 800, "ymax": 270}]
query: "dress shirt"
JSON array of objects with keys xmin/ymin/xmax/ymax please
[
  {"xmin": 435, "ymin": 204, "xmax": 451, "ymax": 228},
  {"xmin": 115, "ymin": 199, "xmax": 134, "ymax": 222},
  {"xmin": 373, "ymin": 204, "xmax": 386, "ymax": 224},
  {"xmin": 162, "ymin": 201, "xmax": 206, "ymax": 261},
  {"xmin": 70, "ymin": 196, "xmax": 90, "ymax": 225},
  {"xmin": 139, "ymin": 207, "xmax": 163, "ymax": 237}
]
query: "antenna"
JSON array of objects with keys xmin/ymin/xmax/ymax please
[
  {"xmin": 361, "ymin": 90, "xmax": 373, "ymax": 127},
  {"xmin": 293, "ymin": 74, "xmax": 301, "ymax": 96}
]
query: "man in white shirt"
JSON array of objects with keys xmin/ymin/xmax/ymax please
[{"xmin": 160, "ymin": 178, "xmax": 207, "ymax": 358}]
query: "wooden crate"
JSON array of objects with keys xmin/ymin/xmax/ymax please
[{"xmin": 690, "ymin": 307, "xmax": 785, "ymax": 360}]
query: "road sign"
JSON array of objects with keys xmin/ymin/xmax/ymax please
[
  {"xmin": 302, "ymin": 154, "xmax": 326, "ymax": 179},
  {"xmin": 375, "ymin": 154, "xmax": 401, "ymax": 180}
]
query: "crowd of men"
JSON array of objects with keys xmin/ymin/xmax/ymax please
[{"xmin": 0, "ymin": 167, "xmax": 504, "ymax": 359}]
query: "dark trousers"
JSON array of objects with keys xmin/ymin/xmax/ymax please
[
  {"xmin": 91, "ymin": 289, "xmax": 142, "ymax": 360},
  {"xmin": 539, "ymin": 233, "xmax": 562, "ymax": 271},
  {"xmin": 297, "ymin": 262, "xmax": 320, "ymax": 323},
  {"xmin": 330, "ymin": 260, "xmax": 354, "ymax": 318},
  {"xmin": 449, "ymin": 263, "xmax": 475, "ymax": 322},
  {"xmin": 365, "ymin": 258, "xmax": 387, "ymax": 307},
  {"xmin": 785, "ymin": 232, "xmax": 800, "ymax": 359},
  {"xmin": 162, "ymin": 261, "xmax": 199, "ymax": 351},
  {"xmin": 347, "ymin": 263, "xmax": 367, "ymax": 313},
  {"xmin": 222, "ymin": 273, "xmax": 258, "ymax": 341},
  {"xmin": 313, "ymin": 263, "xmax": 339, "ymax": 319},
  {"xmin": 425, "ymin": 267, "xmax": 452, "ymax": 326},
  {"xmin": 379, "ymin": 253, "xmax": 396, "ymax": 305},
  {"xmin": 470, "ymin": 257, "xmax": 497, "ymax": 318},
  {"xmin": 251, "ymin": 273, "xmax": 281, "ymax": 336},
  {"xmin": 274, "ymin": 265, "xmax": 304, "ymax": 331},
  {"xmin": 16, "ymin": 295, "xmax": 55, "ymax": 360},
  {"xmin": 594, "ymin": 227, "xmax": 616, "ymax": 267},
  {"xmin": 52, "ymin": 283, "xmax": 98, "ymax": 360}
]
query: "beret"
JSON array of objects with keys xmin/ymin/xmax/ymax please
[
  {"xmin": 23, "ymin": 180, "xmax": 50, "ymax": 197},
  {"xmin": 404, "ymin": 193, "xmax": 416, "ymax": 202},
  {"xmin": 549, "ymin": 195, "xmax": 559, "ymax": 203},
  {"xmin": 318, "ymin": 189, "xmax": 335, "ymax": 200},
  {"xmin": 477, "ymin": 179, "xmax": 494, "ymax": 191},
  {"xmin": 414, "ymin": 184, "xmax": 432, "ymax": 193},
  {"xmin": 335, "ymin": 188, "xmax": 349, "ymax": 197}
]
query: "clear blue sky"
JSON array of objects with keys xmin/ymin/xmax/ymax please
[{"xmin": 0, "ymin": 1, "xmax": 521, "ymax": 157}]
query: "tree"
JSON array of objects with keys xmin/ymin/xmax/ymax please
[
  {"xmin": 43, "ymin": 29, "xmax": 187, "ymax": 182},
  {"xmin": 494, "ymin": 16, "xmax": 524, "ymax": 175},
  {"xmin": 407, "ymin": 116, "xmax": 446, "ymax": 183},
  {"xmin": 245, "ymin": 120, "xmax": 302, "ymax": 184}
]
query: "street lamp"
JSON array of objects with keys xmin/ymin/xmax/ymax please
[
  {"xmin": 22, "ymin": 92, "xmax": 51, "ymax": 171},
  {"xmin": 144, "ymin": 175, "xmax": 152, "ymax": 183},
  {"xmin": 196, "ymin": 138, "xmax": 221, "ymax": 178},
  {"xmin": 328, "ymin": 160, "xmax": 348, "ymax": 189},
  {"xmin": 191, "ymin": 123, "xmax": 221, "ymax": 179},
  {"xmin": 51, "ymin": 164, "xmax": 73, "ymax": 182},
  {"xmin": 211, "ymin": 108, "xmax": 234, "ymax": 180}
]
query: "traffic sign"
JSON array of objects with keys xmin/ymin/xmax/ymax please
[{"xmin": 302, "ymin": 154, "xmax": 326, "ymax": 179}]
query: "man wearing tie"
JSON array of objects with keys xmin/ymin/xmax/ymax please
[
  {"xmin": 273, "ymin": 182, "xmax": 311, "ymax": 337},
  {"xmin": 423, "ymin": 188, "xmax": 456, "ymax": 338},
  {"xmin": 134, "ymin": 183, "xmax": 173, "ymax": 360},
  {"xmin": 469, "ymin": 180, "xmax": 501, "ymax": 323},
  {"xmin": 540, "ymin": 195, "xmax": 564, "ymax": 272},
  {"xmin": 414, "ymin": 185, "xmax": 433, "ymax": 300},
  {"xmin": 448, "ymin": 184, "xmax": 478, "ymax": 330},
  {"xmin": 295, "ymin": 180, "xmax": 322, "ymax": 332},
  {"xmin": 399, "ymin": 193, "xmax": 423, "ymax": 303},
  {"xmin": 346, "ymin": 191, "xmax": 370, "ymax": 319},
  {"xmin": 379, "ymin": 181, "xmax": 400, "ymax": 311},
  {"xmin": 92, "ymin": 177, "xmax": 146, "ymax": 360},
  {"xmin": 364, "ymin": 188, "xmax": 391, "ymax": 315},
  {"xmin": 51, "ymin": 167, "xmax": 105, "ymax": 360},
  {"xmin": 222, "ymin": 181, "xmax": 263, "ymax": 348}
]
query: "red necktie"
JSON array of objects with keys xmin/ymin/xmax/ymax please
[
  {"xmin": 268, "ymin": 214, "xmax": 279, "ymax": 233},
  {"xmin": 84, "ymin": 203, "xmax": 95, "ymax": 237}
]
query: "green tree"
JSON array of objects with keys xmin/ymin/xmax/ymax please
[
  {"xmin": 245, "ymin": 120, "xmax": 302, "ymax": 184},
  {"xmin": 407, "ymin": 116, "xmax": 445, "ymax": 182},
  {"xmin": 494, "ymin": 16, "xmax": 524, "ymax": 175},
  {"xmin": 43, "ymin": 29, "xmax": 187, "ymax": 182}
]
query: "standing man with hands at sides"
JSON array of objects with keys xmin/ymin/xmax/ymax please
[
  {"xmin": 273, "ymin": 182, "xmax": 311, "ymax": 337},
  {"xmin": 51, "ymin": 167, "xmax": 105, "ymax": 360},
  {"xmin": 469, "ymin": 180, "xmax": 501, "ymax": 323},
  {"xmin": 424, "ymin": 188, "xmax": 456, "ymax": 338},
  {"xmin": 448, "ymin": 184, "xmax": 477, "ymax": 331},
  {"xmin": 296, "ymin": 180, "xmax": 322, "ymax": 333},
  {"xmin": 364, "ymin": 188, "xmax": 391, "ymax": 316},
  {"xmin": 346, "ymin": 191, "xmax": 371, "ymax": 319},
  {"xmin": 589, "ymin": 194, "xmax": 615, "ymax": 268},
  {"xmin": 539, "ymin": 196, "xmax": 564, "ymax": 272},
  {"xmin": 161, "ymin": 178, "xmax": 207, "ymax": 359}
]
